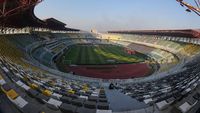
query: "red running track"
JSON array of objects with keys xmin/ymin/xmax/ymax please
[{"xmin": 65, "ymin": 63, "xmax": 151, "ymax": 79}]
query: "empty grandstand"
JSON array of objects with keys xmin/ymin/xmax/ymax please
[{"xmin": 0, "ymin": 0, "xmax": 200, "ymax": 113}]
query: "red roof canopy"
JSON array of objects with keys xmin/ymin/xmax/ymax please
[
  {"xmin": 0, "ymin": 0, "xmax": 42, "ymax": 18},
  {"xmin": 0, "ymin": 0, "xmax": 5, "ymax": 3},
  {"xmin": 0, "ymin": 0, "xmax": 79, "ymax": 31}
]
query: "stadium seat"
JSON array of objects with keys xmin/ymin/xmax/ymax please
[
  {"xmin": 36, "ymin": 94, "xmax": 50, "ymax": 104},
  {"xmin": 97, "ymin": 102, "xmax": 109, "ymax": 110},
  {"xmin": 60, "ymin": 96, "xmax": 72, "ymax": 104},
  {"xmin": 47, "ymin": 98, "xmax": 62, "ymax": 109},
  {"xmin": 6, "ymin": 89, "xmax": 19, "ymax": 100},
  {"xmin": 42, "ymin": 89, "xmax": 53, "ymax": 96},
  {"xmin": 88, "ymin": 96, "xmax": 99, "ymax": 102},
  {"xmin": 26, "ymin": 89, "xmax": 39, "ymax": 98},
  {"xmin": 71, "ymin": 98, "xmax": 85, "ymax": 107},
  {"xmin": 84, "ymin": 101, "xmax": 97, "ymax": 109},
  {"xmin": 1, "ymin": 29, "xmax": 200, "ymax": 113},
  {"xmin": 59, "ymin": 103, "xmax": 77, "ymax": 113},
  {"xmin": 76, "ymin": 107, "xmax": 96, "ymax": 113},
  {"xmin": 0, "ymin": 75, "xmax": 6, "ymax": 85}
]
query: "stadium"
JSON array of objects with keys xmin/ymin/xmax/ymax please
[{"xmin": 0, "ymin": 0, "xmax": 200, "ymax": 113}]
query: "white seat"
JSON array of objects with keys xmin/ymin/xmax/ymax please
[
  {"xmin": 52, "ymin": 93, "xmax": 62, "ymax": 99},
  {"xmin": 10, "ymin": 96, "xmax": 28, "ymax": 108},
  {"xmin": 0, "ymin": 79, "xmax": 6, "ymax": 85},
  {"xmin": 47, "ymin": 98, "xmax": 62, "ymax": 108},
  {"xmin": 2, "ymin": 67, "xmax": 9, "ymax": 72},
  {"xmin": 143, "ymin": 95, "xmax": 151, "ymax": 98},
  {"xmin": 156, "ymin": 100, "xmax": 169, "ymax": 110},
  {"xmin": 21, "ymin": 84, "xmax": 30, "ymax": 91},
  {"xmin": 79, "ymin": 95, "xmax": 88, "ymax": 100},
  {"xmin": 96, "ymin": 110, "xmax": 112, "ymax": 113},
  {"xmin": 16, "ymin": 81, "xmax": 24, "ymax": 87},
  {"xmin": 179, "ymin": 102, "xmax": 191, "ymax": 113},
  {"xmin": 15, "ymin": 73, "xmax": 23, "ymax": 79},
  {"xmin": 144, "ymin": 98, "xmax": 153, "ymax": 104}
]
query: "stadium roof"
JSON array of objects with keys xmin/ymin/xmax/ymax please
[
  {"xmin": 44, "ymin": 18, "xmax": 67, "ymax": 26},
  {"xmin": 109, "ymin": 29, "xmax": 200, "ymax": 38},
  {"xmin": 0, "ymin": 0, "xmax": 79, "ymax": 31}
]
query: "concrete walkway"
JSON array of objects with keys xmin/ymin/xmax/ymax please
[{"xmin": 105, "ymin": 89, "xmax": 148, "ymax": 112}]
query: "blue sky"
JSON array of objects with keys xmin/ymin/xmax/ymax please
[{"xmin": 35, "ymin": 0, "xmax": 200, "ymax": 31}]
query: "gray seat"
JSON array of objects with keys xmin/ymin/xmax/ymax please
[
  {"xmin": 35, "ymin": 94, "xmax": 50, "ymax": 104},
  {"xmin": 97, "ymin": 102, "xmax": 109, "ymax": 110},
  {"xmin": 60, "ymin": 96, "xmax": 72, "ymax": 104},
  {"xmin": 22, "ymin": 103, "xmax": 41, "ymax": 113},
  {"xmin": 76, "ymin": 107, "xmax": 96, "ymax": 113},
  {"xmin": 60, "ymin": 103, "xmax": 77, "ymax": 113},
  {"xmin": 26, "ymin": 89, "xmax": 39, "ymax": 98},
  {"xmin": 1, "ymin": 84, "xmax": 12, "ymax": 92},
  {"xmin": 99, "ymin": 98, "xmax": 107, "ymax": 102},
  {"xmin": 72, "ymin": 98, "xmax": 85, "ymax": 107},
  {"xmin": 166, "ymin": 97, "xmax": 175, "ymax": 103},
  {"xmin": 187, "ymin": 97, "xmax": 197, "ymax": 105},
  {"xmin": 88, "ymin": 96, "xmax": 98, "ymax": 102},
  {"xmin": 84, "ymin": 101, "xmax": 96, "ymax": 109},
  {"xmin": 193, "ymin": 93, "xmax": 200, "ymax": 100}
]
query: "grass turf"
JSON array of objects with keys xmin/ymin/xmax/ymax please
[{"xmin": 58, "ymin": 44, "xmax": 147, "ymax": 65}]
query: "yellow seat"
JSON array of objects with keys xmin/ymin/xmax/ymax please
[
  {"xmin": 82, "ymin": 85, "xmax": 89, "ymax": 91},
  {"xmin": 30, "ymin": 84, "xmax": 38, "ymax": 89},
  {"xmin": 0, "ymin": 75, "xmax": 3, "ymax": 80},
  {"xmin": 6, "ymin": 89, "xmax": 19, "ymax": 100},
  {"xmin": 42, "ymin": 89, "xmax": 52, "ymax": 96},
  {"xmin": 83, "ymin": 88, "xmax": 88, "ymax": 92},
  {"xmin": 22, "ymin": 77, "xmax": 29, "ymax": 82},
  {"xmin": 68, "ymin": 90, "xmax": 75, "ymax": 94}
]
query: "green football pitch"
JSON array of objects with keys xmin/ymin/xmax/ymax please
[{"xmin": 59, "ymin": 44, "xmax": 147, "ymax": 65}]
